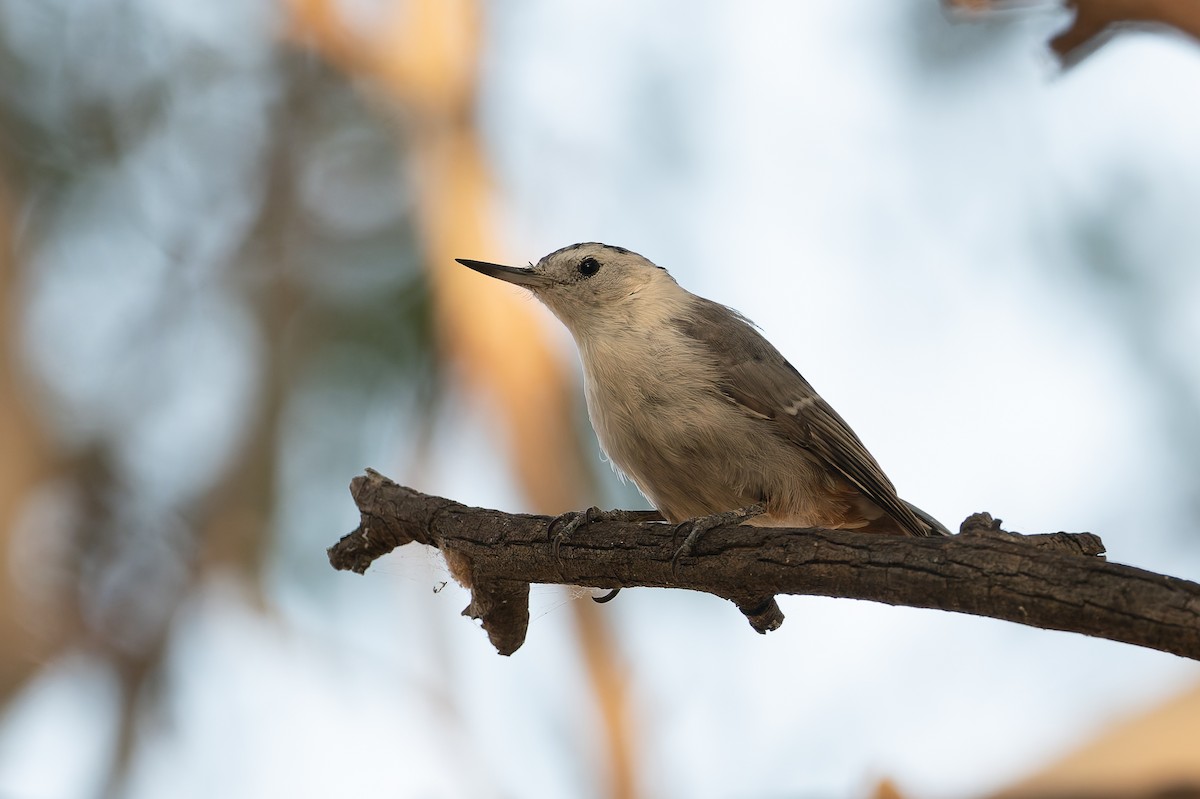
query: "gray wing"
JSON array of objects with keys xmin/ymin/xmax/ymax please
[{"xmin": 673, "ymin": 297, "xmax": 928, "ymax": 537}]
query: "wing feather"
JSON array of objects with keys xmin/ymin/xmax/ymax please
[{"xmin": 673, "ymin": 297, "xmax": 928, "ymax": 537}]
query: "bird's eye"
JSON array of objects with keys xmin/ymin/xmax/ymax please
[{"xmin": 578, "ymin": 257, "xmax": 601, "ymax": 277}]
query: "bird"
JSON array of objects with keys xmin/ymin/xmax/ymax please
[{"xmin": 456, "ymin": 242, "xmax": 948, "ymax": 558}]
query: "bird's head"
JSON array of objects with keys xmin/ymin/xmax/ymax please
[{"xmin": 457, "ymin": 242, "xmax": 680, "ymax": 335}]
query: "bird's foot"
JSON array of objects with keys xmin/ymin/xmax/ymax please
[
  {"xmin": 547, "ymin": 507, "xmax": 665, "ymax": 602},
  {"xmin": 671, "ymin": 504, "xmax": 766, "ymax": 579},
  {"xmin": 548, "ymin": 506, "xmax": 603, "ymax": 565}
]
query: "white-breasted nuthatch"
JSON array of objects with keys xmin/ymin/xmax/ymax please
[{"xmin": 457, "ymin": 242, "xmax": 948, "ymax": 542}]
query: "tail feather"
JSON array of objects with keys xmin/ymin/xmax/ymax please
[{"xmin": 904, "ymin": 500, "xmax": 952, "ymax": 537}]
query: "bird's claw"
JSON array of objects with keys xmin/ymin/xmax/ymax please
[
  {"xmin": 548, "ymin": 506, "xmax": 603, "ymax": 566},
  {"xmin": 548, "ymin": 507, "xmax": 665, "ymax": 602},
  {"xmin": 670, "ymin": 504, "xmax": 766, "ymax": 580}
]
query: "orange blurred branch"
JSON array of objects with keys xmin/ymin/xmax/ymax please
[
  {"xmin": 283, "ymin": 3, "xmax": 638, "ymax": 797},
  {"xmin": 0, "ymin": 180, "xmax": 58, "ymax": 700}
]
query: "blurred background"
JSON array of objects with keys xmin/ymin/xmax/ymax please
[{"xmin": 2, "ymin": 0, "xmax": 1200, "ymax": 797}]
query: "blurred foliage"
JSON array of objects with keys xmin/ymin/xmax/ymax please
[
  {"xmin": 0, "ymin": 1, "xmax": 437, "ymax": 794},
  {"xmin": 0, "ymin": 1, "xmax": 642, "ymax": 797}
]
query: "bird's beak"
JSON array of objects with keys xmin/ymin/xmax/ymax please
[{"xmin": 456, "ymin": 258, "xmax": 553, "ymax": 289}]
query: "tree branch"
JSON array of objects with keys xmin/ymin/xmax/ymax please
[
  {"xmin": 1049, "ymin": 0, "xmax": 1200, "ymax": 66},
  {"xmin": 945, "ymin": 0, "xmax": 1200, "ymax": 66},
  {"xmin": 328, "ymin": 469, "xmax": 1200, "ymax": 658}
]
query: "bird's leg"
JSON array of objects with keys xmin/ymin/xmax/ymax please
[
  {"xmin": 671, "ymin": 503, "xmax": 766, "ymax": 579},
  {"xmin": 548, "ymin": 506, "xmax": 601, "ymax": 565},
  {"xmin": 547, "ymin": 508, "xmax": 665, "ymax": 601},
  {"xmin": 548, "ymin": 507, "xmax": 664, "ymax": 558},
  {"xmin": 549, "ymin": 507, "xmax": 663, "ymax": 602}
]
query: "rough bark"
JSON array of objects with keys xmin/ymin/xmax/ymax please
[{"xmin": 329, "ymin": 469, "xmax": 1200, "ymax": 658}]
